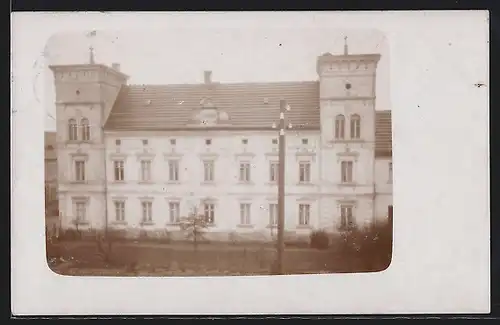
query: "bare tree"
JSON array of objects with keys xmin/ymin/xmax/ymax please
[{"xmin": 179, "ymin": 206, "xmax": 209, "ymax": 252}]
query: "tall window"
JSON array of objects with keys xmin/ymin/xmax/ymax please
[
  {"xmin": 388, "ymin": 162, "xmax": 393, "ymax": 183},
  {"xmin": 335, "ymin": 115, "xmax": 345, "ymax": 139},
  {"xmin": 269, "ymin": 161, "xmax": 279, "ymax": 182},
  {"xmin": 340, "ymin": 205, "xmax": 355, "ymax": 230},
  {"xmin": 239, "ymin": 162, "xmax": 251, "ymax": 182},
  {"xmin": 114, "ymin": 160, "xmax": 124, "ymax": 181},
  {"xmin": 168, "ymin": 160, "xmax": 179, "ymax": 181},
  {"xmin": 168, "ymin": 202, "xmax": 180, "ymax": 224},
  {"xmin": 341, "ymin": 161, "xmax": 353, "ymax": 183},
  {"xmin": 299, "ymin": 161, "xmax": 311, "ymax": 183},
  {"xmin": 68, "ymin": 118, "xmax": 78, "ymax": 141},
  {"xmin": 299, "ymin": 204, "xmax": 310, "ymax": 226},
  {"xmin": 269, "ymin": 203, "xmax": 278, "ymax": 226},
  {"xmin": 114, "ymin": 201, "xmax": 125, "ymax": 222},
  {"xmin": 74, "ymin": 201, "xmax": 86, "ymax": 222},
  {"xmin": 203, "ymin": 160, "xmax": 214, "ymax": 182},
  {"xmin": 141, "ymin": 201, "xmax": 153, "ymax": 223},
  {"xmin": 203, "ymin": 203, "xmax": 215, "ymax": 224},
  {"xmin": 74, "ymin": 160, "xmax": 86, "ymax": 181},
  {"xmin": 81, "ymin": 118, "xmax": 91, "ymax": 141},
  {"xmin": 140, "ymin": 160, "xmax": 152, "ymax": 181},
  {"xmin": 350, "ymin": 114, "xmax": 361, "ymax": 139},
  {"xmin": 239, "ymin": 203, "xmax": 251, "ymax": 225}
]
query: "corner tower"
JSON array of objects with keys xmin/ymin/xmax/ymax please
[
  {"xmin": 49, "ymin": 48, "xmax": 129, "ymax": 231},
  {"xmin": 316, "ymin": 38, "xmax": 381, "ymax": 231}
]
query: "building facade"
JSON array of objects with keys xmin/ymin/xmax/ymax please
[{"xmin": 49, "ymin": 46, "xmax": 392, "ymax": 241}]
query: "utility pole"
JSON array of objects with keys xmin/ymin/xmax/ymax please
[{"xmin": 276, "ymin": 99, "xmax": 288, "ymax": 275}]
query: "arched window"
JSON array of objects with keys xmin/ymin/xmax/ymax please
[
  {"xmin": 350, "ymin": 114, "xmax": 361, "ymax": 139},
  {"xmin": 81, "ymin": 118, "xmax": 90, "ymax": 141},
  {"xmin": 335, "ymin": 115, "xmax": 345, "ymax": 139},
  {"xmin": 68, "ymin": 118, "xmax": 78, "ymax": 141}
]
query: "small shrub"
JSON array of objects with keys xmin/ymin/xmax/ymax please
[
  {"xmin": 179, "ymin": 212, "xmax": 210, "ymax": 250},
  {"xmin": 330, "ymin": 220, "xmax": 393, "ymax": 272},
  {"xmin": 310, "ymin": 230, "xmax": 330, "ymax": 250}
]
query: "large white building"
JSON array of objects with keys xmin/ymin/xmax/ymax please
[{"xmin": 49, "ymin": 45, "xmax": 392, "ymax": 241}]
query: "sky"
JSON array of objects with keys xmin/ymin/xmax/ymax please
[{"xmin": 43, "ymin": 28, "xmax": 390, "ymax": 131}]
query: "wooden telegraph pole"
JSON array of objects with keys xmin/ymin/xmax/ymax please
[{"xmin": 276, "ymin": 99, "xmax": 288, "ymax": 275}]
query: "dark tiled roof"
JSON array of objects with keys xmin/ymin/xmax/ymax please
[
  {"xmin": 104, "ymin": 82, "xmax": 392, "ymax": 157},
  {"xmin": 45, "ymin": 131, "xmax": 57, "ymax": 160},
  {"xmin": 375, "ymin": 110, "xmax": 392, "ymax": 157},
  {"xmin": 104, "ymin": 81, "xmax": 321, "ymax": 131}
]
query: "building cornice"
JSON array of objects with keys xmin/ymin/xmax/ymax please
[{"xmin": 103, "ymin": 126, "xmax": 321, "ymax": 134}]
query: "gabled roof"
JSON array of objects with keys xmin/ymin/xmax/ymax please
[
  {"xmin": 103, "ymin": 81, "xmax": 392, "ymax": 158},
  {"xmin": 104, "ymin": 81, "xmax": 321, "ymax": 131}
]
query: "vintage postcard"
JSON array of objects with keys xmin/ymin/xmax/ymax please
[
  {"xmin": 44, "ymin": 28, "xmax": 393, "ymax": 277},
  {"xmin": 12, "ymin": 11, "xmax": 489, "ymax": 315}
]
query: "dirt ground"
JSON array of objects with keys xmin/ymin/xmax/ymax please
[{"xmin": 47, "ymin": 241, "xmax": 337, "ymax": 276}]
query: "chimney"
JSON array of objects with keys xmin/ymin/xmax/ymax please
[
  {"xmin": 204, "ymin": 70, "xmax": 212, "ymax": 84},
  {"xmin": 112, "ymin": 63, "xmax": 121, "ymax": 71}
]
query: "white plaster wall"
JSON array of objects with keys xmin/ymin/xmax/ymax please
[
  {"xmin": 104, "ymin": 131, "xmax": 321, "ymax": 195},
  {"xmin": 375, "ymin": 158, "xmax": 392, "ymax": 193},
  {"xmin": 105, "ymin": 192, "xmax": 319, "ymax": 233},
  {"xmin": 58, "ymin": 192, "xmax": 105, "ymax": 229},
  {"xmin": 374, "ymin": 158, "xmax": 393, "ymax": 221},
  {"xmin": 318, "ymin": 195, "xmax": 374, "ymax": 231},
  {"xmin": 374, "ymin": 194, "xmax": 392, "ymax": 221},
  {"xmin": 103, "ymin": 131, "xmax": 322, "ymax": 233}
]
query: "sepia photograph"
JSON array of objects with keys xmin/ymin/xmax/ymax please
[
  {"xmin": 13, "ymin": 11, "xmax": 490, "ymax": 315},
  {"xmin": 43, "ymin": 28, "xmax": 393, "ymax": 277}
]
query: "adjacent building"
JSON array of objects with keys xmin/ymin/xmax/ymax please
[
  {"xmin": 45, "ymin": 131, "xmax": 59, "ymax": 234},
  {"xmin": 48, "ymin": 44, "xmax": 392, "ymax": 241}
]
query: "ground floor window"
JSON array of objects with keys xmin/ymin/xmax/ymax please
[
  {"xmin": 203, "ymin": 203, "xmax": 215, "ymax": 225},
  {"xmin": 340, "ymin": 204, "xmax": 355, "ymax": 231}
]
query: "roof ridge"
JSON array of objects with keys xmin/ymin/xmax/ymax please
[{"xmin": 126, "ymin": 80, "xmax": 319, "ymax": 88}]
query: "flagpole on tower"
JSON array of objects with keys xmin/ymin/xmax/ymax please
[{"xmin": 87, "ymin": 30, "xmax": 97, "ymax": 64}]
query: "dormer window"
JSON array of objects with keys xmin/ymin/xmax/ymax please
[{"xmin": 205, "ymin": 139, "xmax": 212, "ymax": 146}]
